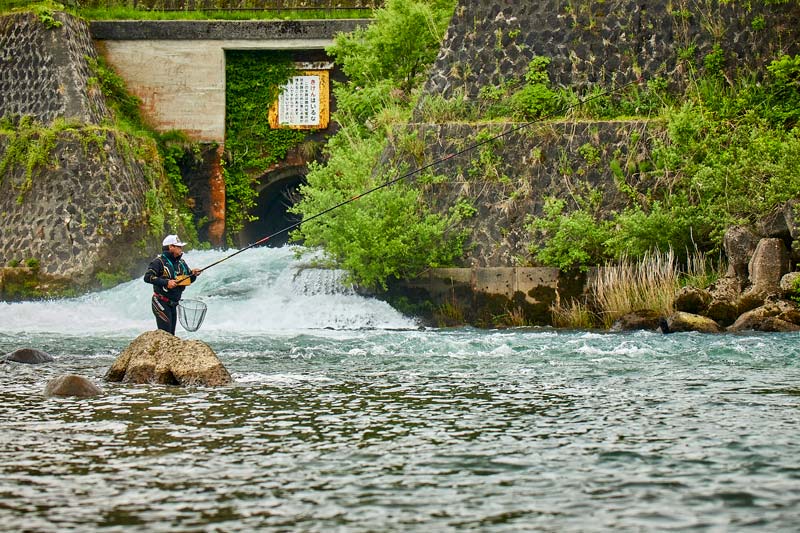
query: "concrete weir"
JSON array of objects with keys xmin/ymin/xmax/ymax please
[{"xmin": 392, "ymin": 267, "xmax": 587, "ymax": 328}]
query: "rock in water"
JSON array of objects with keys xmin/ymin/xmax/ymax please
[
  {"xmin": 45, "ymin": 375, "xmax": 103, "ymax": 397},
  {"xmin": 666, "ymin": 311, "xmax": 723, "ymax": 333},
  {"xmin": 4, "ymin": 348, "xmax": 54, "ymax": 364},
  {"xmin": 106, "ymin": 330, "xmax": 232, "ymax": 386}
]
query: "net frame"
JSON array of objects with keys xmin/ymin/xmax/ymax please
[{"xmin": 178, "ymin": 299, "xmax": 208, "ymax": 332}]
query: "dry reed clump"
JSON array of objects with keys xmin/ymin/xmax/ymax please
[
  {"xmin": 593, "ymin": 250, "xmax": 678, "ymax": 328},
  {"xmin": 680, "ymin": 248, "xmax": 725, "ymax": 289},
  {"xmin": 551, "ymin": 249, "xmax": 721, "ymax": 329},
  {"xmin": 494, "ymin": 305, "xmax": 529, "ymax": 327},
  {"xmin": 551, "ymin": 297, "xmax": 595, "ymax": 329}
]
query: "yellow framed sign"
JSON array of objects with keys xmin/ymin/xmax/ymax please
[{"xmin": 268, "ymin": 70, "xmax": 330, "ymax": 130}]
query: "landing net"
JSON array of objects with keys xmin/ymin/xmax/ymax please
[{"xmin": 178, "ymin": 299, "xmax": 207, "ymax": 332}]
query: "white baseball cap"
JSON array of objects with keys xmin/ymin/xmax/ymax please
[{"xmin": 162, "ymin": 234, "xmax": 187, "ymax": 247}]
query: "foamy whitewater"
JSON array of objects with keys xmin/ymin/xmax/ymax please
[
  {"xmin": 1, "ymin": 246, "xmax": 800, "ymax": 532},
  {"xmin": 0, "ymin": 246, "xmax": 416, "ymax": 337}
]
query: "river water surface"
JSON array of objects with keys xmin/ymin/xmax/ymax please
[{"xmin": 1, "ymin": 247, "xmax": 799, "ymax": 531}]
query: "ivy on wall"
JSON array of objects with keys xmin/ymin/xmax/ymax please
[
  {"xmin": 87, "ymin": 55, "xmax": 199, "ymax": 245},
  {"xmin": 224, "ymin": 50, "xmax": 308, "ymax": 240}
]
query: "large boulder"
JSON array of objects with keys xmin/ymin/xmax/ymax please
[
  {"xmin": 705, "ymin": 276, "xmax": 743, "ymax": 326},
  {"xmin": 106, "ymin": 330, "xmax": 232, "ymax": 386},
  {"xmin": 746, "ymin": 238, "xmax": 790, "ymax": 298},
  {"xmin": 728, "ymin": 315, "xmax": 800, "ymax": 332},
  {"xmin": 723, "ymin": 225, "xmax": 759, "ymax": 280},
  {"xmin": 610, "ymin": 309, "xmax": 663, "ymax": 331},
  {"xmin": 673, "ymin": 286, "xmax": 711, "ymax": 315},
  {"xmin": 44, "ymin": 374, "xmax": 103, "ymax": 397},
  {"xmin": 666, "ymin": 311, "xmax": 723, "ymax": 333},
  {"xmin": 780, "ymin": 271, "xmax": 800, "ymax": 296},
  {"xmin": 728, "ymin": 299, "xmax": 800, "ymax": 332},
  {"xmin": 757, "ymin": 205, "xmax": 792, "ymax": 242},
  {"xmin": 4, "ymin": 348, "xmax": 54, "ymax": 364}
]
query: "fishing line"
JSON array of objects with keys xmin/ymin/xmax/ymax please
[{"xmin": 188, "ymin": 72, "xmax": 653, "ymax": 278}]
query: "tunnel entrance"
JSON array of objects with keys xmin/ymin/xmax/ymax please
[{"xmin": 239, "ymin": 173, "xmax": 305, "ymax": 247}]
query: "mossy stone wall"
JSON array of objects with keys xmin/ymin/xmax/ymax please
[
  {"xmin": 425, "ymin": 0, "xmax": 800, "ymax": 99},
  {"xmin": 0, "ymin": 11, "xmax": 108, "ymax": 125},
  {"xmin": 0, "ymin": 11, "xmax": 162, "ymax": 296},
  {"xmin": 388, "ymin": 120, "xmax": 660, "ymax": 267}
]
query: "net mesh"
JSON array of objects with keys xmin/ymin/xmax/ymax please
[{"xmin": 178, "ymin": 299, "xmax": 207, "ymax": 332}]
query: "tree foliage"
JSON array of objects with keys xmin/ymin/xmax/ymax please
[
  {"xmin": 528, "ymin": 55, "xmax": 800, "ymax": 271},
  {"xmin": 291, "ymin": 0, "xmax": 462, "ymax": 290}
]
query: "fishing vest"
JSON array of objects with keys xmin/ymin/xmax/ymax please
[{"xmin": 156, "ymin": 254, "xmax": 189, "ymax": 292}]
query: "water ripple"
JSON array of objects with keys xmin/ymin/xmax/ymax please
[{"xmin": 2, "ymin": 329, "xmax": 800, "ymax": 531}]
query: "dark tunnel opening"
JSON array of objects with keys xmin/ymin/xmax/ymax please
[{"xmin": 240, "ymin": 175, "xmax": 304, "ymax": 247}]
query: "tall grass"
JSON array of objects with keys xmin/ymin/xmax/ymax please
[
  {"xmin": 551, "ymin": 297, "xmax": 595, "ymax": 329},
  {"xmin": 592, "ymin": 249, "xmax": 678, "ymax": 328},
  {"xmin": 679, "ymin": 248, "xmax": 725, "ymax": 289}
]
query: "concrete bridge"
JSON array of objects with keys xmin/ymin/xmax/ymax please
[{"xmin": 90, "ymin": 19, "xmax": 367, "ymax": 246}]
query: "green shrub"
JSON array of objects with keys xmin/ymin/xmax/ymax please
[
  {"xmin": 605, "ymin": 202, "xmax": 703, "ymax": 260},
  {"xmin": 290, "ymin": 0, "xmax": 460, "ymax": 290},
  {"xmin": 766, "ymin": 54, "xmax": 800, "ymax": 127},
  {"xmin": 526, "ymin": 197, "xmax": 613, "ymax": 271},
  {"xmin": 510, "ymin": 57, "xmax": 558, "ymax": 120}
]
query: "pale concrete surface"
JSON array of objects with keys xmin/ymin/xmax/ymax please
[
  {"xmin": 97, "ymin": 39, "xmax": 333, "ymax": 142},
  {"xmin": 91, "ymin": 19, "xmax": 367, "ymax": 142}
]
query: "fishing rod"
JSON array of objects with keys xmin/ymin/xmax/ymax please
[{"xmin": 178, "ymin": 72, "xmax": 650, "ymax": 284}]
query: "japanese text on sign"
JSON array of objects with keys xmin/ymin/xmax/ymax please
[{"xmin": 277, "ymin": 75, "xmax": 320, "ymax": 126}]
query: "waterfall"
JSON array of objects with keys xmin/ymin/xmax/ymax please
[{"xmin": 0, "ymin": 246, "xmax": 417, "ymax": 337}]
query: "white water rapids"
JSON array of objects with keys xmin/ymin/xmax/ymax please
[{"xmin": 0, "ymin": 246, "xmax": 417, "ymax": 337}]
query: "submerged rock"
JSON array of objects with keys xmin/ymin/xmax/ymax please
[
  {"xmin": 4, "ymin": 348, "xmax": 54, "ymax": 364},
  {"xmin": 106, "ymin": 330, "xmax": 232, "ymax": 386},
  {"xmin": 45, "ymin": 374, "xmax": 103, "ymax": 397}
]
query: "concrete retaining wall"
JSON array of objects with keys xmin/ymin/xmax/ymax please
[
  {"xmin": 391, "ymin": 266, "xmax": 587, "ymax": 327},
  {"xmin": 91, "ymin": 19, "xmax": 368, "ymax": 142}
]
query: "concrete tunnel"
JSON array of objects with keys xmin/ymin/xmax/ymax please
[{"xmin": 239, "ymin": 167, "xmax": 305, "ymax": 247}]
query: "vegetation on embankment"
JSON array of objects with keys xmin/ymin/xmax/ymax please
[
  {"xmin": 290, "ymin": 0, "xmax": 469, "ymax": 290},
  {"xmin": 1, "ymin": 0, "xmax": 378, "ymax": 20},
  {"xmin": 87, "ymin": 55, "xmax": 202, "ymax": 247},
  {"xmin": 292, "ymin": 0, "xmax": 800, "ymax": 302},
  {"xmin": 0, "ymin": 5, "xmax": 204, "ymax": 297}
]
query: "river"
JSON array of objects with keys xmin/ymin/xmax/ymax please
[{"xmin": 1, "ymin": 247, "xmax": 799, "ymax": 531}]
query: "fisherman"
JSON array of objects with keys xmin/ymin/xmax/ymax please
[{"xmin": 144, "ymin": 235, "xmax": 201, "ymax": 335}]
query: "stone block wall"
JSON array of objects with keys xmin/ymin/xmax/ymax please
[
  {"xmin": 0, "ymin": 131, "xmax": 153, "ymax": 285},
  {"xmin": 425, "ymin": 0, "xmax": 800, "ymax": 100},
  {"xmin": 386, "ymin": 120, "xmax": 660, "ymax": 267},
  {"xmin": 0, "ymin": 12, "xmax": 108, "ymax": 125},
  {"xmin": 0, "ymin": 12, "xmax": 160, "ymax": 293},
  {"xmin": 384, "ymin": 0, "xmax": 800, "ymax": 323}
]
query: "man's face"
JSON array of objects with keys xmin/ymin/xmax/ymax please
[{"xmin": 169, "ymin": 244, "xmax": 183, "ymax": 258}]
